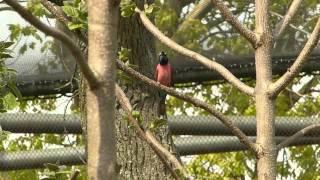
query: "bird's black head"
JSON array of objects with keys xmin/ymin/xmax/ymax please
[{"xmin": 159, "ymin": 51, "xmax": 168, "ymax": 65}]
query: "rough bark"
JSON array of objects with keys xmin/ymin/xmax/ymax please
[
  {"xmin": 87, "ymin": 0, "xmax": 118, "ymax": 179},
  {"xmin": 116, "ymin": 0, "xmax": 175, "ymax": 179},
  {"xmin": 254, "ymin": 0, "xmax": 277, "ymax": 179}
]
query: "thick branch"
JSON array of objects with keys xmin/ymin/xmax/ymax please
[
  {"xmin": 269, "ymin": 17, "xmax": 320, "ymax": 97},
  {"xmin": 277, "ymin": 124, "xmax": 320, "ymax": 150},
  {"xmin": 211, "ymin": 0, "xmax": 258, "ymax": 47},
  {"xmin": 4, "ymin": 0, "xmax": 98, "ymax": 88},
  {"xmin": 135, "ymin": 8, "xmax": 254, "ymax": 96},
  {"xmin": 115, "ymin": 85, "xmax": 184, "ymax": 179},
  {"xmin": 274, "ymin": 0, "xmax": 302, "ymax": 39},
  {"xmin": 116, "ymin": 60, "xmax": 258, "ymax": 154}
]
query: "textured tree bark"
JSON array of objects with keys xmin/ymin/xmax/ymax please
[
  {"xmin": 116, "ymin": 0, "xmax": 175, "ymax": 179},
  {"xmin": 87, "ymin": 0, "xmax": 118, "ymax": 179},
  {"xmin": 254, "ymin": 0, "xmax": 277, "ymax": 179}
]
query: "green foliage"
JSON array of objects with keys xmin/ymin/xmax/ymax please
[
  {"xmin": 62, "ymin": 0, "xmax": 88, "ymax": 31},
  {"xmin": 155, "ymin": 7, "xmax": 178, "ymax": 36},
  {"xmin": 120, "ymin": 0, "xmax": 136, "ymax": 17},
  {"xmin": 118, "ymin": 47, "xmax": 131, "ymax": 62},
  {"xmin": 0, "ymin": 41, "xmax": 14, "ymax": 59},
  {"xmin": 149, "ymin": 118, "xmax": 167, "ymax": 131},
  {"xmin": 144, "ymin": 4, "xmax": 160, "ymax": 16},
  {"xmin": 27, "ymin": 0, "xmax": 49, "ymax": 17}
]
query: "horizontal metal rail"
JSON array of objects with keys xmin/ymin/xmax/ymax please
[
  {"xmin": 0, "ymin": 147, "xmax": 85, "ymax": 171},
  {"xmin": 168, "ymin": 116, "xmax": 320, "ymax": 136},
  {"xmin": 0, "ymin": 113, "xmax": 82, "ymax": 134},
  {"xmin": 1, "ymin": 114, "xmax": 320, "ymax": 137},
  {"xmin": 174, "ymin": 136, "xmax": 320, "ymax": 156},
  {"xmin": 1, "ymin": 136, "xmax": 319, "ymax": 171}
]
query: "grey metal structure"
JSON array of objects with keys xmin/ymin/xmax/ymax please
[
  {"xmin": 174, "ymin": 136, "xmax": 320, "ymax": 156},
  {"xmin": 1, "ymin": 114, "xmax": 320, "ymax": 136},
  {"xmin": 168, "ymin": 116, "xmax": 320, "ymax": 136},
  {"xmin": 0, "ymin": 147, "xmax": 85, "ymax": 171},
  {"xmin": 9, "ymin": 51, "xmax": 320, "ymax": 96},
  {"xmin": 1, "ymin": 136, "xmax": 319, "ymax": 170},
  {"xmin": 0, "ymin": 113, "xmax": 82, "ymax": 134},
  {"xmin": 1, "ymin": 113, "xmax": 320, "ymax": 171}
]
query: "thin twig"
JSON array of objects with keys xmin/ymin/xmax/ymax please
[
  {"xmin": 270, "ymin": 11, "xmax": 310, "ymax": 36},
  {"xmin": 285, "ymin": 87, "xmax": 313, "ymax": 99},
  {"xmin": 69, "ymin": 169, "xmax": 80, "ymax": 180},
  {"xmin": 269, "ymin": 16, "xmax": 320, "ymax": 97},
  {"xmin": 277, "ymin": 123, "xmax": 320, "ymax": 150},
  {"xmin": 211, "ymin": 0, "xmax": 258, "ymax": 48},
  {"xmin": 135, "ymin": 8, "xmax": 255, "ymax": 97},
  {"xmin": 274, "ymin": 0, "xmax": 302, "ymax": 39},
  {"xmin": 115, "ymin": 85, "xmax": 184, "ymax": 179},
  {"xmin": 4, "ymin": 0, "xmax": 98, "ymax": 89},
  {"xmin": 116, "ymin": 60, "xmax": 258, "ymax": 155}
]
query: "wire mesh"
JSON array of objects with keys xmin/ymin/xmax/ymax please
[{"xmin": 1, "ymin": 113, "xmax": 320, "ymax": 171}]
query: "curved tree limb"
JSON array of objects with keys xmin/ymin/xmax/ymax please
[
  {"xmin": 135, "ymin": 8, "xmax": 255, "ymax": 96},
  {"xmin": 116, "ymin": 60, "xmax": 259, "ymax": 155},
  {"xmin": 115, "ymin": 85, "xmax": 184, "ymax": 179},
  {"xmin": 4, "ymin": 0, "xmax": 98, "ymax": 89},
  {"xmin": 274, "ymin": 0, "xmax": 302, "ymax": 39},
  {"xmin": 277, "ymin": 124, "xmax": 320, "ymax": 150},
  {"xmin": 268, "ymin": 16, "xmax": 320, "ymax": 97},
  {"xmin": 211, "ymin": 0, "xmax": 258, "ymax": 48}
]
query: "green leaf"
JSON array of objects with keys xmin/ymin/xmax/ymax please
[
  {"xmin": 8, "ymin": 24, "xmax": 21, "ymax": 41},
  {"xmin": 118, "ymin": 47, "xmax": 131, "ymax": 62},
  {"xmin": 7, "ymin": 82, "xmax": 22, "ymax": 102},
  {"xmin": 0, "ymin": 41, "xmax": 14, "ymax": 49},
  {"xmin": 62, "ymin": 5, "xmax": 79, "ymax": 18},
  {"xmin": 150, "ymin": 118, "xmax": 167, "ymax": 131},
  {"xmin": 144, "ymin": 4, "xmax": 159, "ymax": 15},
  {"xmin": 0, "ymin": 53, "xmax": 13, "ymax": 59},
  {"xmin": 44, "ymin": 163, "xmax": 60, "ymax": 172},
  {"xmin": 120, "ymin": 0, "xmax": 136, "ymax": 17},
  {"xmin": 67, "ymin": 22, "xmax": 84, "ymax": 30},
  {"xmin": 132, "ymin": 110, "xmax": 140, "ymax": 119},
  {"xmin": 19, "ymin": 44, "xmax": 28, "ymax": 55}
]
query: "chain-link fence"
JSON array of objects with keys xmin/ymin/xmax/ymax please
[{"xmin": 1, "ymin": 113, "xmax": 320, "ymax": 171}]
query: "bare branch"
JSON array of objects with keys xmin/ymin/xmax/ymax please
[
  {"xmin": 41, "ymin": 0, "xmax": 68, "ymax": 25},
  {"xmin": 270, "ymin": 11, "xmax": 310, "ymax": 36},
  {"xmin": 274, "ymin": 0, "xmax": 302, "ymax": 39},
  {"xmin": 269, "ymin": 17, "xmax": 320, "ymax": 97},
  {"xmin": 115, "ymin": 85, "xmax": 185, "ymax": 179},
  {"xmin": 135, "ymin": 8, "xmax": 255, "ymax": 96},
  {"xmin": 0, "ymin": 6, "xmax": 13, "ymax": 12},
  {"xmin": 211, "ymin": 0, "xmax": 258, "ymax": 47},
  {"xmin": 116, "ymin": 60, "xmax": 259, "ymax": 155},
  {"xmin": 69, "ymin": 169, "xmax": 80, "ymax": 180},
  {"xmin": 175, "ymin": 0, "xmax": 212, "ymax": 35},
  {"xmin": 277, "ymin": 124, "xmax": 320, "ymax": 150},
  {"xmin": 4, "ymin": 0, "xmax": 98, "ymax": 89}
]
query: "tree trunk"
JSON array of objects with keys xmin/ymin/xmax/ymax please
[
  {"xmin": 87, "ymin": 0, "xmax": 118, "ymax": 179},
  {"xmin": 254, "ymin": 0, "xmax": 277, "ymax": 179},
  {"xmin": 116, "ymin": 0, "xmax": 176, "ymax": 179}
]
